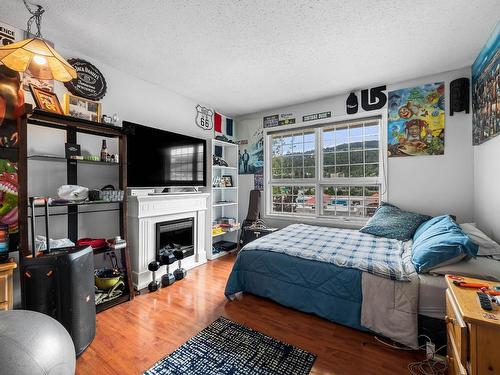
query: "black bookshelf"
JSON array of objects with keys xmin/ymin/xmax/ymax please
[{"xmin": 18, "ymin": 107, "xmax": 134, "ymax": 312}]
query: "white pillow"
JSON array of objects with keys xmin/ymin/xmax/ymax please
[
  {"xmin": 429, "ymin": 256, "xmax": 500, "ymax": 281},
  {"xmin": 459, "ymin": 223, "xmax": 500, "ymax": 258}
]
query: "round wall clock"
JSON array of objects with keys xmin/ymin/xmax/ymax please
[{"xmin": 64, "ymin": 58, "xmax": 107, "ymax": 100}]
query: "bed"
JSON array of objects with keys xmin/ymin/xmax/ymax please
[{"xmin": 225, "ymin": 223, "xmax": 500, "ymax": 349}]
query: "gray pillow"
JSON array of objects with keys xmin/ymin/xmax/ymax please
[{"xmin": 359, "ymin": 202, "xmax": 431, "ymax": 241}]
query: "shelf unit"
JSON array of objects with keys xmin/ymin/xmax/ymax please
[
  {"xmin": 17, "ymin": 107, "xmax": 134, "ymax": 313},
  {"xmin": 208, "ymin": 139, "xmax": 239, "ymax": 260}
]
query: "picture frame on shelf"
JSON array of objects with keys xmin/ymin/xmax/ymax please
[
  {"xmin": 63, "ymin": 93, "xmax": 101, "ymax": 122},
  {"xmin": 29, "ymin": 84, "xmax": 64, "ymax": 114},
  {"xmin": 222, "ymin": 175, "xmax": 233, "ymax": 187}
]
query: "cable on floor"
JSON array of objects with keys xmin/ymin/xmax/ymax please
[{"xmin": 373, "ymin": 335, "xmax": 448, "ymax": 374}]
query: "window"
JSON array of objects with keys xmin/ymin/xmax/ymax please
[{"xmin": 267, "ymin": 117, "xmax": 384, "ymax": 221}]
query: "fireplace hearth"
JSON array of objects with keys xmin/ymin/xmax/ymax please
[{"xmin": 156, "ymin": 218, "xmax": 195, "ymax": 261}]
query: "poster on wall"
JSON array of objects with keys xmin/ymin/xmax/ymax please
[
  {"xmin": 238, "ymin": 128, "xmax": 263, "ymax": 174},
  {"xmin": 387, "ymin": 82, "xmax": 445, "ymax": 157},
  {"xmin": 0, "ymin": 159, "xmax": 19, "ymax": 251},
  {"xmin": 0, "ymin": 61, "xmax": 24, "ymax": 148},
  {"xmin": 278, "ymin": 112, "xmax": 295, "ymax": 126},
  {"xmin": 263, "ymin": 114, "xmax": 279, "ymax": 128},
  {"xmin": 472, "ymin": 23, "xmax": 499, "ymax": 145},
  {"xmin": 254, "ymin": 174, "xmax": 263, "ymax": 191},
  {"xmin": 303, "ymin": 111, "xmax": 331, "ymax": 122}
]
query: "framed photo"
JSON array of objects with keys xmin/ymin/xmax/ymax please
[
  {"xmin": 29, "ymin": 84, "xmax": 63, "ymax": 114},
  {"xmin": 63, "ymin": 93, "xmax": 101, "ymax": 122},
  {"xmin": 222, "ymin": 175, "xmax": 233, "ymax": 187}
]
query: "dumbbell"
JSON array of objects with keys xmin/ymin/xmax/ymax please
[
  {"xmin": 147, "ymin": 261, "xmax": 160, "ymax": 292},
  {"xmin": 173, "ymin": 249, "xmax": 187, "ymax": 280},
  {"xmin": 160, "ymin": 250, "xmax": 176, "ymax": 287}
]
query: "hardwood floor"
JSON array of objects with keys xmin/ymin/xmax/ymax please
[{"xmin": 77, "ymin": 253, "xmax": 424, "ymax": 374}]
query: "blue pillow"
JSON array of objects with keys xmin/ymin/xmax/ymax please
[
  {"xmin": 359, "ymin": 203, "xmax": 431, "ymax": 241},
  {"xmin": 411, "ymin": 215, "xmax": 479, "ymax": 273}
]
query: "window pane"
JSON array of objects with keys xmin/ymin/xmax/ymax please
[
  {"xmin": 350, "ymin": 151, "xmax": 363, "ymax": 164},
  {"xmin": 336, "ymin": 152, "xmax": 348, "ymax": 165},
  {"xmin": 304, "ymin": 132, "xmax": 315, "ymax": 143},
  {"xmin": 364, "ymin": 135, "xmax": 379, "ymax": 149},
  {"xmin": 304, "ymin": 155, "xmax": 315, "ymax": 167},
  {"xmin": 304, "ymin": 167, "xmax": 315, "ymax": 178},
  {"xmin": 350, "ymin": 165, "xmax": 364, "ymax": 177},
  {"xmin": 272, "ymin": 130, "xmax": 315, "ymax": 180},
  {"xmin": 349, "ymin": 137, "xmax": 363, "ymax": 150},
  {"xmin": 271, "ymin": 118, "xmax": 381, "ymax": 220},
  {"xmin": 282, "ymin": 168, "xmax": 292, "ymax": 178},
  {"xmin": 324, "ymin": 166, "xmax": 335, "ymax": 178},
  {"xmin": 293, "ymin": 167, "xmax": 303, "ymax": 178},
  {"xmin": 336, "ymin": 165, "xmax": 349, "ymax": 177},
  {"xmin": 271, "ymin": 185, "xmax": 315, "ymax": 215},
  {"xmin": 364, "ymin": 123, "xmax": 379, "ymax": 136},
  {"xmin": 321, "ymin": 184, "xmax": 380, "ymax": 218},
  {"xmin": 365, "ymin": 150, "xmax": 378, "ymax": 163},
  {"xmin": 335, "ymin": 127, "xmax": 349, "ymax": 151},
  {"xmin": 365, "ymin": 163, "xmax": 379, "ymax": 177},
  {"xmin": 292, "ymin": 155, "xmax": 303, "ymax": 167},
  {"xmin": 364, "ymin": 185, "xmax": 380, "ymax": 216}
]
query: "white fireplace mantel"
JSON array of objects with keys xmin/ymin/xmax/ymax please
[{"xmin": 127, "ymin": 193, "xmax": 209, "ymax": 290}]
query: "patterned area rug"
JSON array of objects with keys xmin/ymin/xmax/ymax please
[{"xmin": 144, "ymin": 317, "xmax": 316, "ymax": 375}]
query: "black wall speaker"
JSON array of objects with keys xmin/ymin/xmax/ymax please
[
  {"xmin": 450, "ymin": 78, "xmax": 470, "ymax": 116},
  {"xmin": 21, "ymin": 246, "xmax": 96, "ymax": 356}
]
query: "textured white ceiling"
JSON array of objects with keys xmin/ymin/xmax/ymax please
[{"xmin": 2, "ymin": 0, "xmax": 499, "ymax": 116}]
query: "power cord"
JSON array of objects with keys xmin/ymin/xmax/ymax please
[{"xmin": 373, "ymin": 335, "xmax": 448, "ymax": 375}]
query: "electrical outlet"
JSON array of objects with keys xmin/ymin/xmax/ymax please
[{"xmin": 426, "ymin": 342, "xmax": 435, "ymax": 360}]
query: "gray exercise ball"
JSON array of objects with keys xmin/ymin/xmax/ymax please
[{"xmin": 0, "ymin": 310, "xmax": 76, "ymax": 375}]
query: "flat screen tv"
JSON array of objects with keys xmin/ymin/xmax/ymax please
[{"xmin": 124, "ymin": 121, "xmax": 206, "ymax": 188}]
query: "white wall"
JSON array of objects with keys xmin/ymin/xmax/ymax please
[
  {"xmin": 236, "ymin": 67, "xmax": 474, "ymax": 228},
  {"xmin": 474, "ymin": 136, "xmax": 500, "ymax": 242}
]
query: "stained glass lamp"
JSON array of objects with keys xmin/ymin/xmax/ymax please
[{"xmin": 0, "ymin": 38, "xmax": 76, "ymax": 82}]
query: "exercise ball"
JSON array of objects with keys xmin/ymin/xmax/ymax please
[{"xmin": 0, "ymin": 310, "xmax": 76, "ymax": 375}]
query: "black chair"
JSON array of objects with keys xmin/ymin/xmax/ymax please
[{"xmin": 239, "ymin": 190, "xmax": 265, "ymax": 248}]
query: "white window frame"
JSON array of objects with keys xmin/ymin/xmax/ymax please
[{"xmin": 263, "ymin": 111, "xmax": 388, "ymax": 226}]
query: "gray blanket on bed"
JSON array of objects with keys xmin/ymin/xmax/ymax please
[{"xmin": 361, "ymin": 240, "xmax": 419, "ymax": 349}]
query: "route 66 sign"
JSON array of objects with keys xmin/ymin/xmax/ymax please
[{"xmin": 195, "ymin": 105, "xmax": 213, "ymax": 130}]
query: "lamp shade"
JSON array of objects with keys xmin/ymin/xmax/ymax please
[{"xmin": 0, "ymin": 38, "xmax": 77, "ymax": 82}]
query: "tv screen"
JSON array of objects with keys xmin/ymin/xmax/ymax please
[{"xmin": 124, "ymin": 121, "xmax": 206, "ymax": 188}]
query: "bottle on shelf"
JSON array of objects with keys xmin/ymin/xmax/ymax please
[{"xmin": 100, "ymin": 140, "xmax": 108, "ymax": 162}]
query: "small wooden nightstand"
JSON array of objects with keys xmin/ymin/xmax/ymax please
[
  {"xmin": 0, "ymin": 260, "xmax": 17, "ymax": 310},
  {"xmin": 445, "ymin": 275, "xmax": 500, "ymax": 375}
]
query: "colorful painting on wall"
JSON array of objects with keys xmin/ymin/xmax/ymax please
[
  {"xmin": 472, "ymin": 22, "xmax": 499, "ymax": 145},
  {"xmin": 238, "ymin": 127, "xmax": 263, "ymax": 174},
  {"xmin": 0, "ymin": 159, "xmax": 19, "ymax": 251},
  {"xmin": 387, "ymin": 82, "xmax": 445, "ymax": 157}
]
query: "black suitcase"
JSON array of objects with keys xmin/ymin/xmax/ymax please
[{"xmin": 21, "ymin": 197, "xmax": 96, "ymax": 355}]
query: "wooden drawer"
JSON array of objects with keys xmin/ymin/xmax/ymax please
[
  {"xmin": 0, "ymin": 272, "xmax": 7, "ymax": 303},
  {"xmin": 446, "ymin": 289, "xmax": 467, "ymax": 368},
  {"xmin": 447, "ymin": 330, "xmax": 467, "ymax": 375}
]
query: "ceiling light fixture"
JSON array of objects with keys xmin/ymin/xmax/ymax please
[{"xmin": 0, "ymin": 0, "xmax": 77, "ymax": 82}]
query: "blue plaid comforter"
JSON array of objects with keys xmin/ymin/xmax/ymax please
[{"xmin": 242, "ymin": 224, "xmax": 412, "ymax": 281}]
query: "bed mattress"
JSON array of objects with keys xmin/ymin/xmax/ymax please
[
  {"xmin": 418, "ymin": 274, "xmax": 447, "ymax": 319},
  {"xmin": 225, "ymin": 249, "xmax": 366, "ymax": 331}
]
